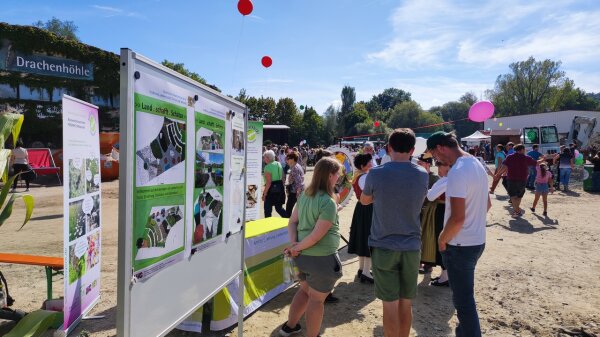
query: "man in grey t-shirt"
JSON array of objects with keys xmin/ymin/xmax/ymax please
[{"xmin": 360, "ymin": 128, "xmax": 428, "ymax": 337}]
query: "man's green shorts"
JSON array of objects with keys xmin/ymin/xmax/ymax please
[{"xmin": 371, "ymin": 247, "xmax": 420, "ymax": 301}]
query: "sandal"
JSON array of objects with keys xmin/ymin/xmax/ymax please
[{"xmin": 511, "ymin": 211, "xmax": 521, "ymax": 218}]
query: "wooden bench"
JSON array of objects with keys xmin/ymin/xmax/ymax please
[{"xmin": 0, "ymin": 253, "xmax": 63, "ymax": 300}]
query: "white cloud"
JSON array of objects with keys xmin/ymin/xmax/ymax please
[
  {"xmin": 366, "ymin": 0, "xmax": 596, "ymax": 69},
  {"xmin": 91, "ymin": 5, "xmax": 145, "ymax": 19}
]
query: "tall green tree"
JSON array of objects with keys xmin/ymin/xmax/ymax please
[
  {"xmin": 33, "ymin": 17, "xmax": 79, "ymax": 41},
  {"xmin": 275, "ymin": 98, "xmax": 302, "ymax": 144},
  {"xmin": 323, "ymin": 105, "xmax": 339, "ymax": 145},
  {"xmin": 338, "ymin": 86, "xmax": 356, "ymax": 135},
  {"xmin": 301, "ymin": 106, "xmax": 324, "ymax": 146},
  {"xmin": 488, "ymin": 57, "xmax": 565, "ymax": 116}
]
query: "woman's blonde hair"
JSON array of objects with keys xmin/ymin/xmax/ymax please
[{"xmin": 305, "ymin": 157, "xmax": 341, "ymax": 198}]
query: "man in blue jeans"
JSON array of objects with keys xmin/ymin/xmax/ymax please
[{"xmin": 427, "ymin": 132, "xmax": 491, "ymax": 337}]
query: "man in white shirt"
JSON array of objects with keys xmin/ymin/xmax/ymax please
[{"xmin": 427, "ymin": 131, "xmax": 491, "ymax": 337}]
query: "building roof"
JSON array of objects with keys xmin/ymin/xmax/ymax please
[
  {"xmin": 484, "ymin": 110, "xmax": 600, "ymax": 134},
  {"xmin": 263, "ymin": 125, "xmax": 290, "ymax": 130}
]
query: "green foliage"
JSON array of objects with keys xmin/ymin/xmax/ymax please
[
  {"xmin": 301, "ymin": 106, "xmax": 325, "ymax": 146},
  {"xmin": 0, "ymin": 174, "xmax": 35, "ymax": 230},
  {"xmin": 33, "ymin": 17, "xmax": 79, "ymax": 41},
  {"xmin": 367, "ymin": 88, "xmax": 412, "ymax": 114},
  {"xmin": 488, "ymin": 57, "xmax": 565, "ymax": 116},
  {"xmin": 0, "ymin": 23, "xmax": 120, "ymax": 145},
  {"xmin": 161, "ymin": 60, "xmax": 221, "ymax": 92}
]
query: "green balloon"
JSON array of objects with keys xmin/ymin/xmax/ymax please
[{"xmin": 300, "ymin": 105, "xmax": 305, "ymax": 110}]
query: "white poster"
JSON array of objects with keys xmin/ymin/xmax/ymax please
[
  {"xmin": 228, "ymin": 112, "xmax": 246, "ymax": 234},
  {"xmin": 62, "ymin": 95, "xmax": 102, "ymax": 333}
]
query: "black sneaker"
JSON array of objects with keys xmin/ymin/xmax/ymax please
[
  {"xmin": 324, "ymin": 292, "xmax": 339, "ymax": 303},
  {"xmin": 279, "ymin": 322, "xmax": 301, "ymax": 336}
]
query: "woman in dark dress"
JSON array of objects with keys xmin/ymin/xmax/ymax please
[
  {"xmin": 426, "ymin": 160, "xmax": 450, "ymax": 286},
  {"xmin": 347, "ymin": 153, "xmax": 374, "ymax": 283}
]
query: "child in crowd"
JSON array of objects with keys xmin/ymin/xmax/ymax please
[{"xmin": 531, "ymin": 160, "xmax": 554, "ymax": 217}]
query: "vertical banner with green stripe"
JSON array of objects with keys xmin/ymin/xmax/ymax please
[{"xmin": 245, "ymin": 121, "xmax": 263, "ymax": 221}]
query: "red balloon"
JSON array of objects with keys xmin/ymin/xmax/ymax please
[
  {"xmin": 374, "ymin": 121, "xmax": 380, "ymax": 127},
  {"xmin": 261, "ymin": 56, "xmax": 272, "ymax": 68},
  {"xmin": 238, "ymin": 0, "xmax": 253, "ymax": 16}
]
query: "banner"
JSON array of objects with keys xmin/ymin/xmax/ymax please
[
  {"xmin": 62, "ymin": 95, "xmax": 101, "ymax": 332},
  {"xmin": 132, "ymin": 72, "xmax": 191, "ymax": 281},
  {"xmin": 245, "ymin": 121, "xmax": 263, "ymax": 221}
]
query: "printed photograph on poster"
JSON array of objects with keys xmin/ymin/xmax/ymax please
[
  {"xmin": 85, "ymin": 194, "xmax": 100, "ymax": 234},
  {"xmin": 87, "ymin": 231, "xmax": 100, "ymax": 269},
  {"xmin": 135, "ymin": 205, "xmax": 184, "ymax": 260},
  {"xmin": 232, "ymin": 129, "xmax": 244, "ymax": 156},
  {"xmin": 195, "ymin": 152, "xmax": 224, "ymax": 189},
  {"xmin": 136, "ymin": 111, "xmax": 186, "ymax": 187},
  {"xmin": 193, "ymin": 188, "xmax": 223, "ymax": 246},
  {"xmin": 246, "ymin": 184, "xmax": 257, "ymax": 209},
  {"xmin": 85, "ymin": 158, "xmax": 100, "ymax": 193},
  {"xmin": 68, "ymin": 195, "xmax": 100, "ymax": 241},
  {"xmin": 197, "ymin": 127, "xmax": 223, "ymax": 151},
  {"xmin": 69, "ymin": 240, "xmax": 87, "ymax": 284},
  {"xmin": 69, "ymin": 158, "xmax": 86, "ymax": 198}
]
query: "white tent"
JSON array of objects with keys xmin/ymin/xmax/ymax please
[{"xmin": 461, "ymin": 131, "xmax": 490, "ymax": 144}]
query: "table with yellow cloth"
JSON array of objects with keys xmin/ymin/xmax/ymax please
[{"xmin": 178, "ymin": 217, "xmax": 291, "ymax": 332}]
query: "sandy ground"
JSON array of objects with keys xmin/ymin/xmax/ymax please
[{"xmin": 1, "ymin": 166, "xmax": 599, "ymax": 337}]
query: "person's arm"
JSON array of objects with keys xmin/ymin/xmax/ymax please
[
  {"xmin": 438, "ymin": 197, "xmax": 466, "ymax": 252},
  {"xmin": 570, "ymin": 157, "xmax": 575, "ymax": 169},
  {"xmin": 287, "ymin": 205, "xmax": 299, "ymax": 245},
  {"xmin": 291, "ymin": 219, "xmax": 333, "ymax": 255},
  {"xmin": 487, "ymin": 194, "xmax": 492, "ymax": 212},
  {"xmin": 427, "ymin": 178, "xmax": 447, "ymax": 201},
  {"xmin": 360, "ymin": 172, "xmax": 374, "ymax": 205},
  {"xmin": 494, "ymin": 156, "xmax": 503, "ymax": 175},
  {"xmin": 495, "ymin": 165, "xmax": 507, "ymax": 178},
  {"xmin": 263, "ymin": 171, "xmax": 272, "ymax": 201}
]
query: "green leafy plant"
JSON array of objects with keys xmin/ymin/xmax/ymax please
[
  {"xmin": 0, "ymin": 173, "xmax": 34, "ymax": 230},
  {"xmin": 0, "ymin": 112, "xmax": 34, "ymax": 229}
]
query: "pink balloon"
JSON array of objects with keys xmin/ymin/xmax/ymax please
[{"xmin": 468, "ymin": 101, "xmax": 495, "ymax": 122}]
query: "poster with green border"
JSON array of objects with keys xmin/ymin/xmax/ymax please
[
  {"xmin": 132, "ymin": 73, "xmax": 190, "ymax": 280},
  {"xmin": 192, "ymin": 111, "xmax": 226, "ymax": 249}
]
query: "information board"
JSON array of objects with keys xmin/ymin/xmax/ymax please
[{"xmin": 117, "ymin": 49, "xmax": 247, "ymax": 337}]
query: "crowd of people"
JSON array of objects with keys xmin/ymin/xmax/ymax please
[
  {"xmin": 264, "ymin": 132, "xmax": 599, "ymax": 337},
  {"xmin": 269, "ymin": 130, "xmax": 491, "ymax": 337}
]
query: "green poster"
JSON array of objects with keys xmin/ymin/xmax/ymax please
[
  {"xmin": 192, "ymin": 111, "xmax": 226, "ymax": 248},
  {"xmin": 132, "ymin": 88, "xmax": 188, "ymax": 279}
]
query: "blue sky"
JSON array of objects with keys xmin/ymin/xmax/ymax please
[{"xmin": 3, "ymin": 0, "xmax": 599, "ymax": 113}]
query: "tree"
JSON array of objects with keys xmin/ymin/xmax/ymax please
[
  {"xmin": 33, "ymin": 17, "xmax": 79, "ymax": 41},
  {"xmin": 322, "ymin": 105, "xmax": 339, "ymax": 145},
  {"xmin": 488, "ymin": 57, "xmax": 565, "ymax": 116},
  {"xmin": 301, "ymin": 106, "xmax": 324, "ymax": 146},
  {"xmin": 275, "ymin": 98, "xmax": 303, "ymax": 144},
  {"xmin": 369, "ymin": 88, "xmax": 412, "ymax": 112},
  {"xmin": 161, "ymin": 60, "xmax": 221, "ymax": 92},
  {"xmin": 436, "ymin": 101, "xmax": 481, "ymax": 138},
  {"xmin": 338, "ymin": 86, "xmax": 356, "ymax": 135},
  {"xmin": 343, "ymin": 105, "xmax": 370, "ymax": 136}
]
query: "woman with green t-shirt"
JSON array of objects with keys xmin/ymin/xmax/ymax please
[
  {"xmin": 263, "ymin": 150, "xmax": 287, "ymax": 217},
  {"xmin": 279, "ymin": 157, "xmax": 342, "ymax": 337}
]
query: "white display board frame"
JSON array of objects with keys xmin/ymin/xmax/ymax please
[{"xmin": 117, "ymin": 49, "xmax": 247, "ymax": 337}]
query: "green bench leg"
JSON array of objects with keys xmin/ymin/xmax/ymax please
[{"xmin": 45, "ymin": 266, "xmax": 52, "ymax": 300}]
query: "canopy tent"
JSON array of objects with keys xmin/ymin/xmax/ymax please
[{"xmin": 461, "ymin": 131, "xmax": 490, "ymax": 144}]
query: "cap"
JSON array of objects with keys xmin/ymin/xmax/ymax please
[
  {"xmin": 426, "ymin": 131, "xmax": 451, "ymax": 150},
  {"xmin": 417, "ymin": 152, "xmax": 433, "ymax": 164}
]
